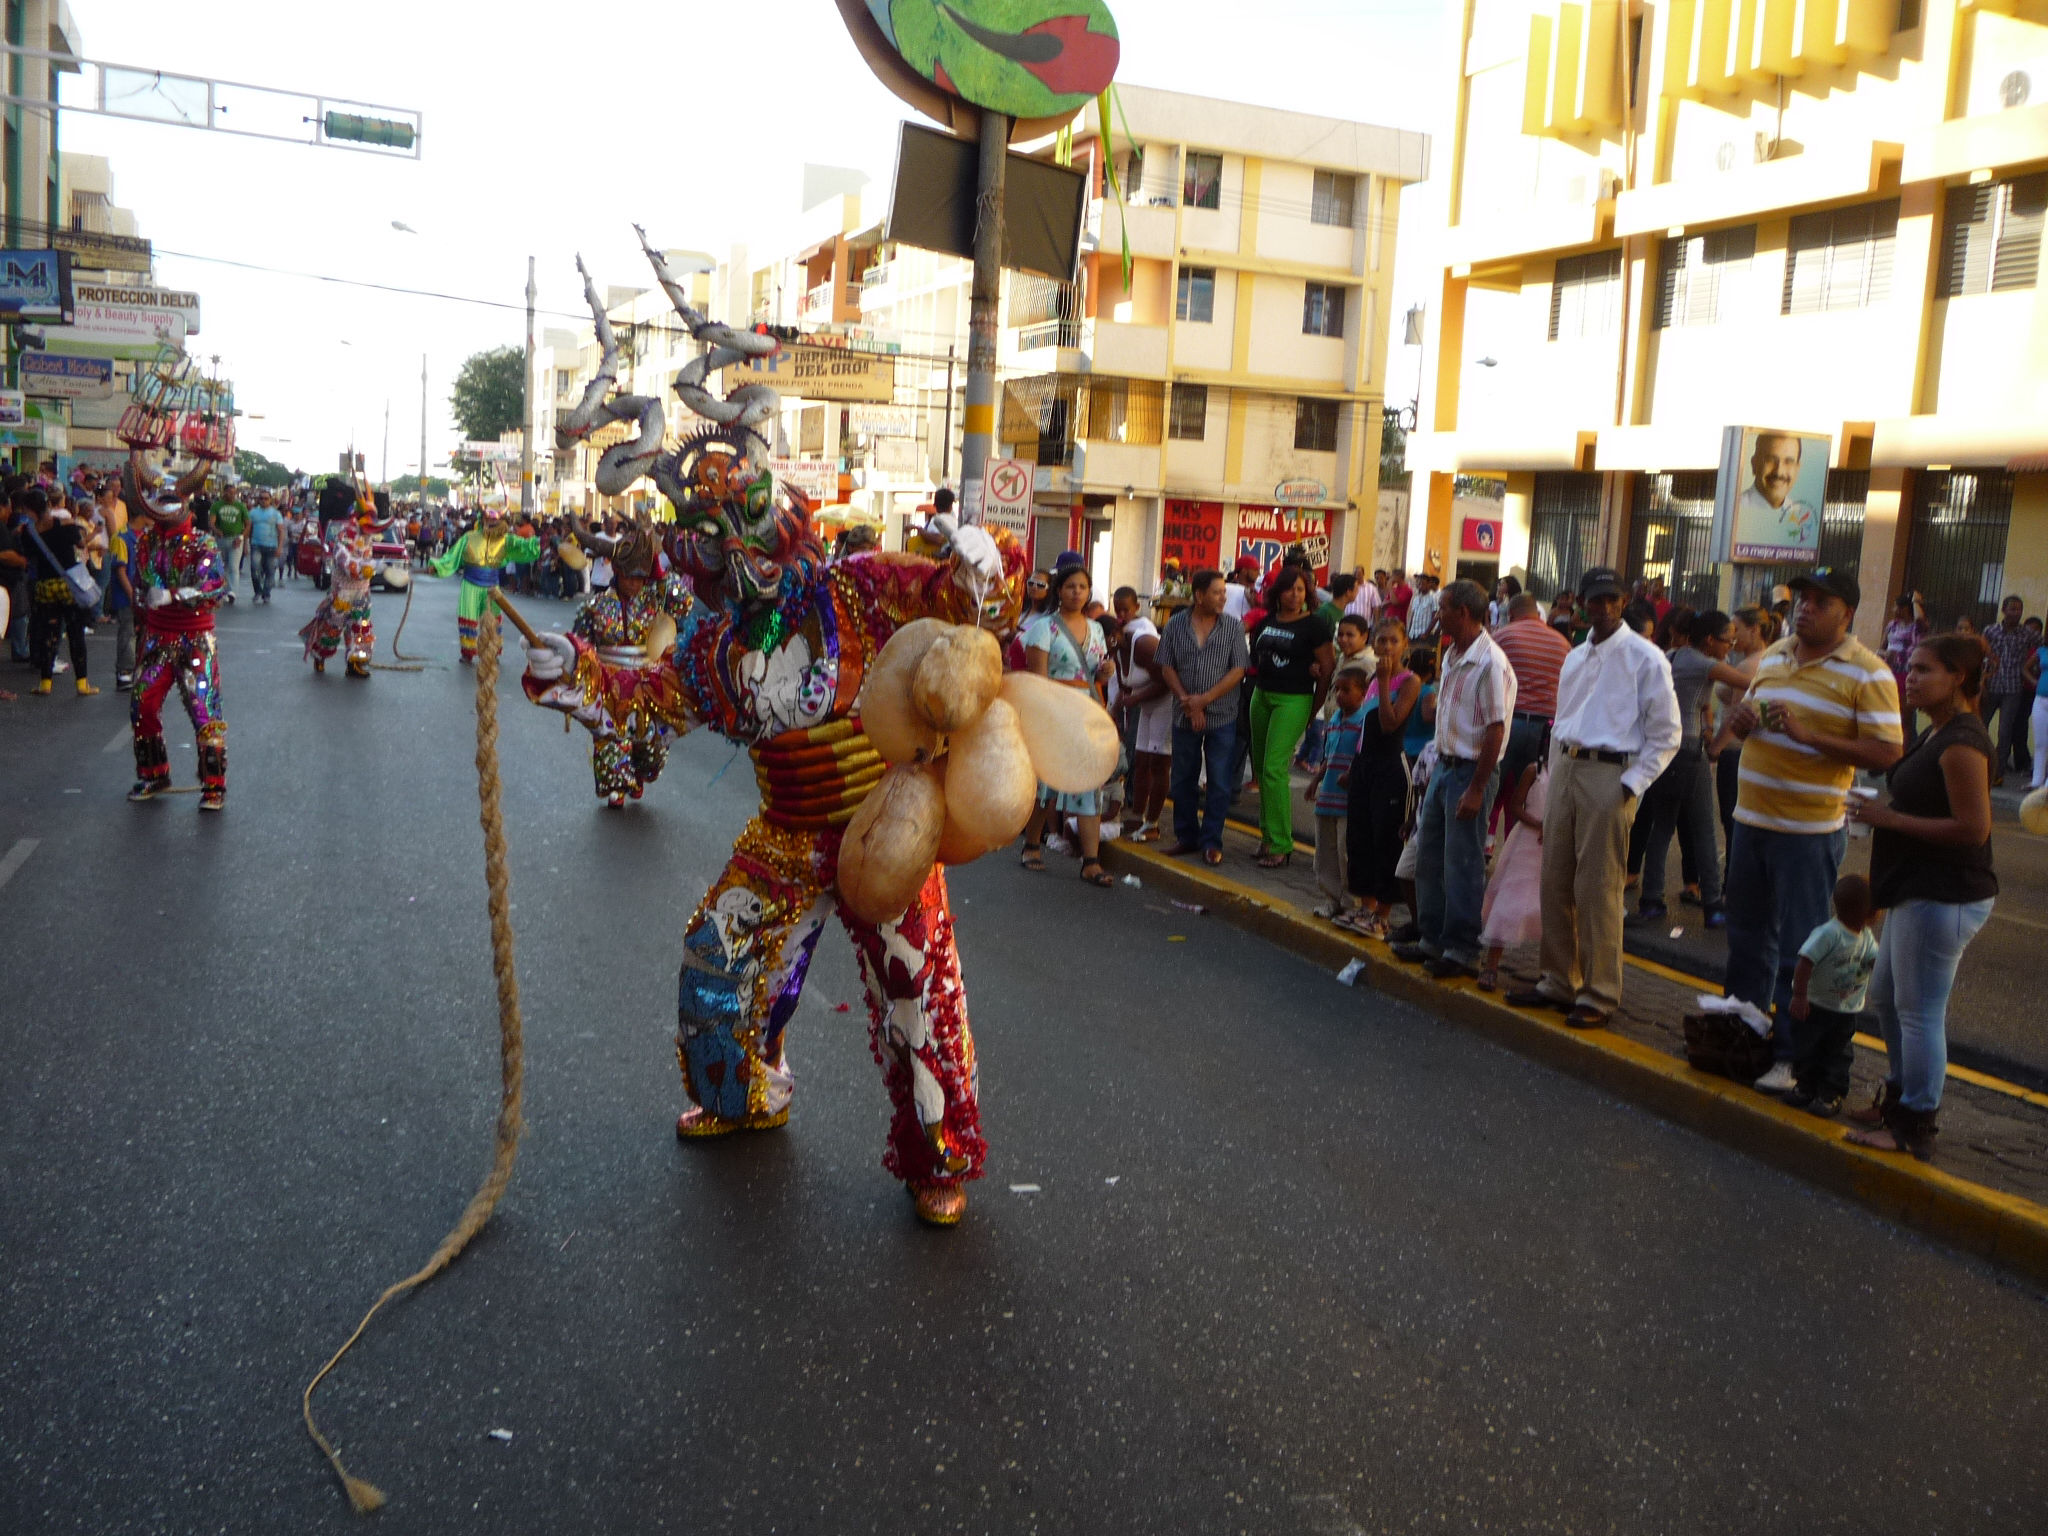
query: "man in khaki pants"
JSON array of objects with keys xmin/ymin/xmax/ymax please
[{"xmin": 1507, "ymin": 567, "xmax": 1680, "ymax": 1028}]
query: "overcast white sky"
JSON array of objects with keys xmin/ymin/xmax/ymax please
[{"xmin": 56, "ymin": 0, "xmax": 1456, "ymax": 480}]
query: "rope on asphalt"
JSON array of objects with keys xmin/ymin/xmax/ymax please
[
  {"xmin": 302, "ymin": 606, "xmax": 528, "ymax": 1514},
  {"xmin": 368, "ymin": 574, "xmax": 427, "ymax": 671}
]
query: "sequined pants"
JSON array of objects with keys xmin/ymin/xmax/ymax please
[
  {"xmin": 132, "ymin": 630, "xmax": 225, "ymax": 790},
  {"xmin": 305, "ymin": 596, "xmax": 372, "ymax": 664},
  {"xmin": 676, "ymin": 818, "xmax": 983, "ymax": 1187}
]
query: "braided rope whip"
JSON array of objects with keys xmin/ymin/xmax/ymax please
[
  {"xmin": 370, "ymin": 572, "xmax": 427, "ymax": 669},
  {"xmin": 301, "ymin": 607, "xmax": 528, "ymax": 1513}
]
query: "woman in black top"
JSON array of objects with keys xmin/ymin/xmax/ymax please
[
  {"xmin": 1245, "ymin": 568, "xmax": 1335, "ymax": 866},
  {"xmin": 22, "ymin": 487, "xmax": 94, "ymax": 695},
  {"xmin": 1843, "ymin": 635, "xmax": 1997, "ymax": 1159}
]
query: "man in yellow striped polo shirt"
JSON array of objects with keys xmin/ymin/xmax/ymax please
[{"xmin": 1723, "ymin": 566, "xmax": 1903, "ymax": 1092}]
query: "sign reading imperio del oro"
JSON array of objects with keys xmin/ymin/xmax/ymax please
[{"xmin": 724, "ymin": 343, "xmax": 894, "ymax": 403}]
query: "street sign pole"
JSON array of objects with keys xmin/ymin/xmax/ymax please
[
  {"xmin": 957, "ymin": 113, "xmax": 1009, "ymax": 522},
  {"xmin": 520, "ymin": 256, "xmax": 535, "ymax": 520}
]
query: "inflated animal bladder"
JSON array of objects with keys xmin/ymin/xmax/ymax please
[
  {"xmin": 860, "ymin": 617, "xmax": 949, "ymax": 763},
  {"xmin": 999, "ymin": 670, "xmax": 1119, "ymax": 794},
  {"xmin": 912, "ymin": 624, "xmax": 1002, "ymax": 734},
  {"xmin": 837, "ymin": 761, "xmax": 947, "ymax": 923}
]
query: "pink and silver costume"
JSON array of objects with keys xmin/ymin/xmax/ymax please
[{"xmin": 130, "ymin": 516, "xmax": 227, "ymax": 794}]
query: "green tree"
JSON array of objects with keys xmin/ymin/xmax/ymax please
[
  {"xmin": 233, "ymin": 447, "xmax": 298, "ymax": 487},
  {"xmin": 449, "ymin": 346, "xmax": 525, "ymax": 442},
  {"xmin": 390, "ymin": 473, "xmax": 452, "ymax": 497},
  {"xmin": 1380, "ymin": 406, "xmax": 1410, "ymax": 494}
]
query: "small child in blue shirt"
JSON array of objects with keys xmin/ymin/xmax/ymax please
[
  {"xmin": 1304, "ymin": 664, "xmax": 1372, "ymax": 918},
  {"xmin": 1788, "ymin": 874, "xmax": 1879, "ymax": 1116}
]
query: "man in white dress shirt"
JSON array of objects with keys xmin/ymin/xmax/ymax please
[{"xmin": 1507, "ymin": 566, "xmax": 1681, "ymax": 1028}]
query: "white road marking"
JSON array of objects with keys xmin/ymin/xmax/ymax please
[
  {"xmin": 0, "ymin": 838, "xmax": 37, "ymax": 892},
  {"xmin": 102, "ymin": 724, "xmax": 131, "ymax": 753}
]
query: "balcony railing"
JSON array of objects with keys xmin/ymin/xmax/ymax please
[
  {"xmin": 861, "ymin": 261, "xmax": 893, "ymax": 289},
  {"xmin": 803, "ymin": 282, "xmax": 835, "ymax": 318},
  {"xmin": 1017, "ymin": 320, "xmax": 1081, "ymax": 351}
]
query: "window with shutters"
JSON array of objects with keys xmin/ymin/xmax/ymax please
[
  {"xmin": 1085, "ymin": 379, "xmax": 1164, "ymax": 445},
  {"xmin": 1294, "ymin": 398, "xmax": 1340, "ymax": 453},
  {"xmin": 1176, "ymin": 266, "xmax": 1216, "ymax": 323},
  {"xmin": 1654, "ymin": 225, "xmax": 1756, "ymax": 328},
  {"xmin": 1548, "ymin": 250, "xmax": 1622, "ymax": 340},
  {"xmin": 1168, "ymin": 383, "xmax": 1208, "ymax": 441},
  {"xmin": 1939, "ymin": 175, "xmax": 2046, "ymax": 298},
  {"xmin": 1311, "ymin": 171, "xmax": 1357, "ymax": 227},
  {"xmin": 1782, "ymin": 199, "xmax": 1898, "ymax": 314},
  {"xmin": 1302, "ymin": 282, "xmax": 1347, "ymax": 338}
]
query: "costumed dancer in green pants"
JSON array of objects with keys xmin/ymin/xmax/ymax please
[{"xmin": 430, "ymin": 505, "xmax": 539, "ymax": 663}]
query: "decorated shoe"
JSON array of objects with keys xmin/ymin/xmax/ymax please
[
  {"xmin": 908, "ymin": 1182, "xmax": 967, "ymax": 1227},
  {"xmin": 674, "ymin": 1105, "xmax": 789, "ymax": 1139},
  {"xmin": 199, "ymin": 789, "xmax": 226, "ymax": 813},
  {"xmin": 127, "ymin": 780, "xmax": 169, "ymax": 802}
]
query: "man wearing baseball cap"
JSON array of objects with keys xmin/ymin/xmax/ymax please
[
  {"xmin": 1507, "ymin": 566, "xmax": 1679, "ymax": 1027},
  {"xmin": 1720, "ymin": 565, "xmax": 1902, "ymax": 1091}
]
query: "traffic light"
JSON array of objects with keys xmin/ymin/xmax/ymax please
[{"xmin": 323, "ymin": 111, "xmax": 416, "ymax": 150}]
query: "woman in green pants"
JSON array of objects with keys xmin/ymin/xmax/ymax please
[{"xmin": 1247, "ymin": 567, "xmax": 1335, "ymax": 866}]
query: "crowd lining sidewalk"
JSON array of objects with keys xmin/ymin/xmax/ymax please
[{"xmin": 1095, "ymin": 810, "xmax": 2048, "ymax": 1289}]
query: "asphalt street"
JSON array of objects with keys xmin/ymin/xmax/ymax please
[{"xmin": 5, "ymin": 573, "xmax": 2048, "ymax": 1534}]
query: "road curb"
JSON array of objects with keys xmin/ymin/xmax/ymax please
[{"xmin": 1100, "ymin": 838, "xmax": 2048, "ymax": 1292}]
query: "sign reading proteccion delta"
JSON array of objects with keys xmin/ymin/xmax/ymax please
[{"xmin": 1712, "ymin": 424, "xmax": 1831, "ymax": 564}]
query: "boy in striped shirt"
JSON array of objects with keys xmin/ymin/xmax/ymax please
[{"xmin": 1723, "ymin": 567, "xmax": 1903, "ymax": 1092}]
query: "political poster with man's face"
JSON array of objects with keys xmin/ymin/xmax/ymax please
[{"xmin": 1716, "ymin": 426, "xmax": 1831, "ymax": 563}]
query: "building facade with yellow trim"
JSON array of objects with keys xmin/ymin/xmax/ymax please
[
  {"xmin": 1410, "ymin": 0, "xmax": 2048, "ymax": 638},
  {"xmin": 997, "ymin": 86, "xmax": 1429, "ymax": 592}
]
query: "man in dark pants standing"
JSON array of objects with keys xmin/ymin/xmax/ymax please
[
  {"xmin": 1158, "ymin": 568, "xmax": 1249, "ymax": 867},
  {"xmin": 1983, "ymin": 594, "xmax": 2034, "ymax": 785}
]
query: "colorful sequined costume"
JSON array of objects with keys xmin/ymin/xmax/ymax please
[
  {"xmin": 298, "ymin": 514, "xmax": 379, "ymax": 676},
  {"xmin": 526, "ymin": 545, "xmax": 1021, "ymax": 1195},
  {"xmin": 431, "ymin": 518, "xmax": 539, "ymax": 661},
  {"xmin": 130, "ymin": 514, "xmax": 227, "ymax": 801},
  {"xmin": 567, "ymin": 574, "xmax": 695, "ymax": 803}
]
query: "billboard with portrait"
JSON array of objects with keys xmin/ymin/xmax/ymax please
[{"xmin": 1712, "ymin": 425, "xmax": 1831, "ymax": 564}]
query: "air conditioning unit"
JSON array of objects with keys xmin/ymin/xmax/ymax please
[{"xmin": 2000, "ymin": 62, "xmax": 2048, "ymax": 110}]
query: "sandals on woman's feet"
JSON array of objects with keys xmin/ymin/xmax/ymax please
[
  {"xmin": 1080, "ymin": 860, "xmax": 1114, "ymax": 887},
  {"xmin": 1255, "ymin": 850, "xmax": 1292, "ymax": 869},
  {"xmin": 1020, "ymin": 843, "xmax": 1046, "ymax": 871},
  {"xmin": 1475, "ymin": 968, "xmax": 1500, "ymax": 992},
  {"xmin": 1202, "ymin": 847, "xmax": 1223, "ymax": 866}
]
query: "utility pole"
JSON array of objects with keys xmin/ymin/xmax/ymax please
[
  {"xmin": 419, "ymin": 353, "xmax": 428, "ymax": 501},
  {"xmin": 381, "ymin": 396, "xmax": 390, "ymax": 488},
  {"xmin": 939, "ymin": 344, "xmax": 956, "ymax": 484},
  {"xmin": 520, "ymin": 254, "xmax": 535, "ymax": 519},
  {"xmin": 956, "ymin": 112, "xmax": 1010, "ymax": 520}
]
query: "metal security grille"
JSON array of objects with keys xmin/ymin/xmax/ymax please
[
  {"xmin": 1734, "ymin": 472, "xmax": 1871, "ymax": 607},
  {"xmin": 1903, "ymin": 469, "xmax": 2016, "ymax": 630},
  {"xmin": 1526, "ymin": 471, "xmax": 1603, "ymax": 600},
  {"xmin": 1629, "ymin": 472, "xmax": 1720, "ymax": 608}
]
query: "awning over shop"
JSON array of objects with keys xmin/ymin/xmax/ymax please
[
  {"xmin": 1870, "ymin": 413, "xmax": 2048, "ymax": 470},
  {"xmin": 1407, "ymin": 428, "xmax": 1595, "ymax": 475}
]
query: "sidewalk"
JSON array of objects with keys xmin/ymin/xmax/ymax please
[{"xmin": 1096, "ymin": 803, "xmax": 2048, "ymax": 1284}]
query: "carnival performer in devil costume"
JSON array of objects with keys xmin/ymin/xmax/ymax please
[
  {"xmin": 522, "ymin": 232, "xmax": 1021, "ymax": 1227},
  {"xmin": 431, "ymin": 504, "xmax": 539, "ymax": 663},
  {"xmin": 123, "ymin": 451, "xmax": 230, "ymax": 810},
  {"xmin": 299, "ymin": 483, "xmax": 380, "ymax": 677},
  {"xmin": 564, "ymin": 521, "xmax": 695, "ymax": 806}
]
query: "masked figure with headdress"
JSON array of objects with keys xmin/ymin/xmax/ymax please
[
  {"xmin": 431, "ymin": 505, "xmax": 540, "ymax": 662},
  {"xmin": 565, "ymin": 522, "xmax": 695, "ymax": 806},
  {"xmin": 521, "ymin": 231, "xmax": 1022, "ymax": 1227},
  {"xmin": 298, "ymin": 483, "xmax": 382, "ymax": 677},
  {"xmin": 123, "ymin": 451, "xmax": 229, "ymax": 810}
]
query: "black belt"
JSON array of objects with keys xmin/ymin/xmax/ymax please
[{"xmin": 1562, "ymin": 745, "xmax": 1628, "ymax": 765}]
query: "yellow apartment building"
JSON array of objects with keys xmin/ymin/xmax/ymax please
[
  {"xmin": 996, "ymin": 86, "xmax": 1429, "ymax": 592},
  {"xmin": 1409, "ymin": 0, "xmax": 2048, "ymax": 635}
]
